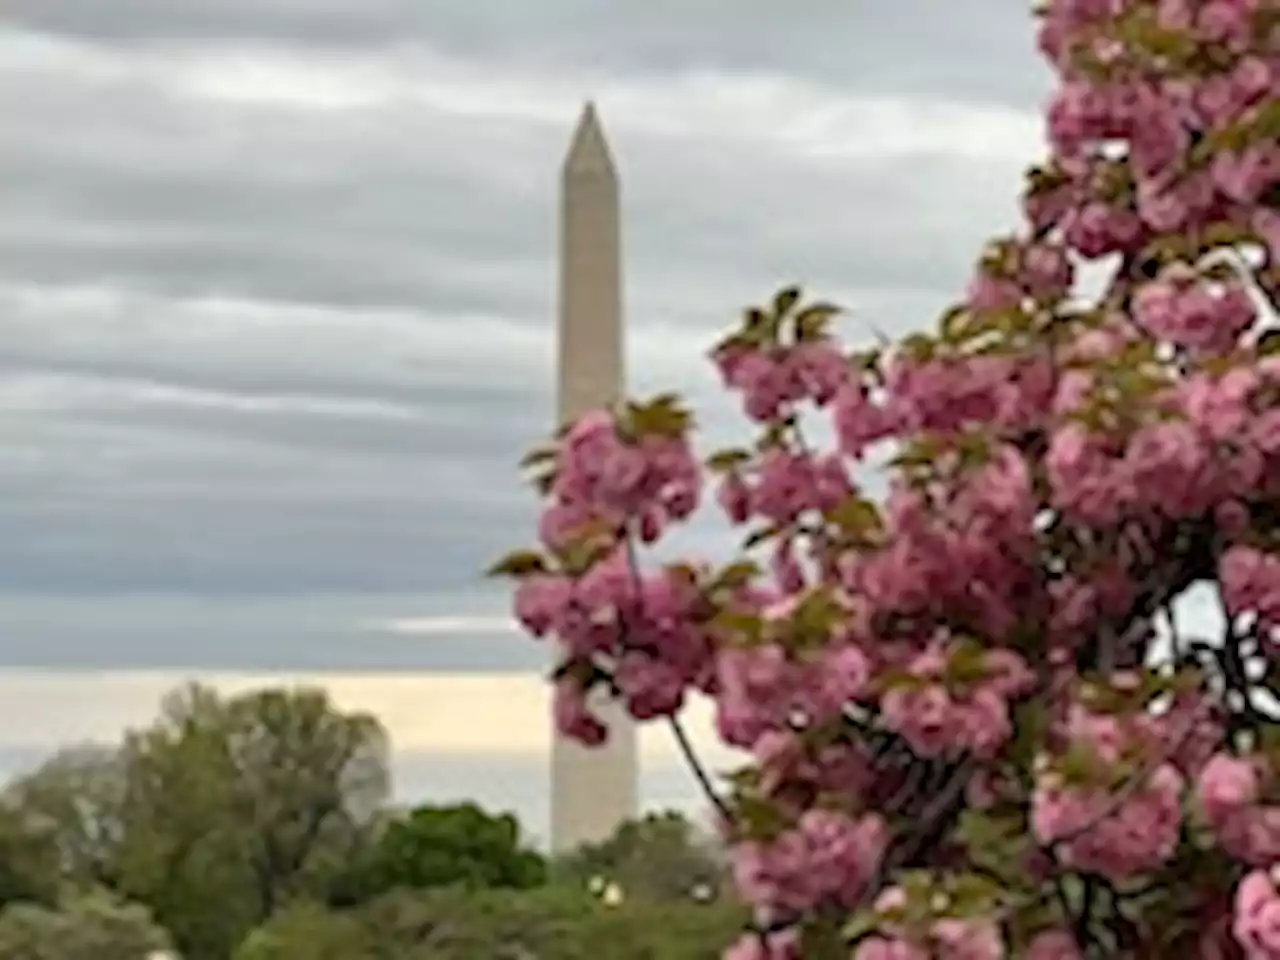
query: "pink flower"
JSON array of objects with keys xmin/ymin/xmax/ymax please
[
  {"xmin": 614, "ymin": 653, "xmax": 685, "ymax": 720},
  {"xmin": 853, "ymin": 936, "xmax": 929, "ymax": 960},
  {"xmin": 931, "ymin": 917, "xmax": 1004, "ymax": 960},
  {"xmin": 1046, "ymin": 423, "xmax": 1129, "ymax": 525},
  {"xmin": 1235, "ymin": 870, "xmax": 1280, "ymax": 959},
  {"xmin": 753, "ymin": 450, "xmax": 817, "ymax": 525},
  {"xmin": 1025, "ymin": 929, "xmax": 1083, "ymax": 960},
  {"xmin": 1032, "ymin": 762, "xmax": 1184, "ymax": 880},
  {"xmin": 1132, "ymin": 269, "xmax": 1256, "ymax": 355},
  {"xmin": 715, "ymin": 645, "xmax": 791, "ymax": 749},
  {"xmin": 1199, "ymin": 753, "xmax": 1261, "ymax": 825},
  {"xmin": 717, "ymin": 472, "xmax": 752, "ymax": 524},
  {"xmin": 513, "ymin": 573, "xmax": 574, "ymax": 637},
  {"xmin": 881, "ymin": 683, "xmax": 956, "ymax": 757},
  {"xmin": 789, "ymin": 341, "xmax": 851, "ymax": 405},
  {"xmin": 814, "ymin": 643, "xmax": 871, "ymax": 713},
  {"xmin": 833, "ymin": 384, "xmax": 890, "ymax": 459},
  {"xmin": 1221, "ymin": 546, "xmax": 1280, "ymax": 626},
  {"xmin": 730, "ymin": 810, "xmax": 886, "ymax": 915},
  {"xmin": 1124, "ymin": 420, "xmax": 1214, "ymax": 516},
  {"xmin": 552, "ymin": 678, "xmax": 607, "ymax": 746}
]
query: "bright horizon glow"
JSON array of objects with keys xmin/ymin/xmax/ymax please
[{"xmin": 0, "ymin": 667, "xmax": 741, "ymax": 768}]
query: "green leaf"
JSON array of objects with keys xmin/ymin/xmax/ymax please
[
  {"xmin": 793, "ymin": 302, "xmax": 841, "ymax": 341},
  {"xmin": 1058, "ymin": 740, "xmax": 1105, "ymax": 785},
  {"xmin": 743, "ymin": 307, "xmax": 770, "ymax": 334},
  {"xmin": 706, "ymin": 447, "xmax": 752, "ymax": 473},
  {"xmin": 790, "ymin": 591, "xmax": 842, "ymax": 647},
  {"xmin": 841, "ymin": 909, "xmax": 882, "ymax": 943},
  {"xmin": 665, "ymin": 562, "xmax": 701, "ymax": 588},
  {"xmin": 826, "ymin": 495, "xmax": 883, "ymax": 536},
  {"xmin": 946, "ymin": 872, "xmax": 1005, "ymax": 915},
  {"xmin": 743, "ymin": 524, "xmax": 784, "ymax": 549},
  {"xmin": 518, "ymin": 446, "xmax": 558, "ymax": 469},
  {"xmin": 772, "ymin": 285, "xmax": 803, "ymax": 319},
  {"xmin": 628, "ymin": 394, "xmax": 693, "ymax": 439},
  {"xmin": 946, "ymin": 641, "xmax": 990, "ymax": 688},
  {"xmin": 849, "ymin": 348, "xmax": 881, "ymax": 372},
  {"xmin": 873, "ymin": 668, "xmax": 926, "ymax": 694},
  {"xmin": 713, "ymin": 561, "xmax": 761, "ymax": 590},
  {"xmin": 798, "ymin": 915, "xmax": 848, "ymax": 956},
  {"xmin": 900, "ymin": 333, "xmax": 937, "ymax": 361},
  {"xmin": 1008, "ymin": 699, "xmax": 1048, "ymax": 767},
  {"xmin": 485, "ymin": 550, "xmax": 548, "ymax": 578},
  {"xmin": 710, "ymin": 610, "xmax": 764, "ymax": 646},
  {"xmin": 939, "ymin": 305, "xmax": 971, "ymax": 342},
  {"xmin": 1258, "ymin": 330, "xmax": 1280, "ymax": 356},
  {"xmin": 531, "ymin": 469, "xmax": 557, "ymax": 495}
]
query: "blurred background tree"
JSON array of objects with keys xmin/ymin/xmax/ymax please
[
  {"xmin": 330, "ymin": 801, "xmax": 546, "ymax": 905},
  {"xmin": 0, "ymin": 888, "xmax": 173, "ymax": 960},
  {"xmin": 553, "ymin": 810, "xmax": 727, "ymax": 904},
  {"xmin": 0, "ymin": 684, "xmax": 742, "ymax": 959}
]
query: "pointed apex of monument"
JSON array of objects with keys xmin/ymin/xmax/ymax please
[{"xmin": 563, "ymin": 100, "xmax": 616, "ymax": 177}]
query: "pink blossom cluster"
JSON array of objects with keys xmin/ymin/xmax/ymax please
[
  {"xmin": 851, "ymin": 885, "xmax": 1006, "ymax": 960},
  {"xmin": 1133, "ymin": 263, "xmax": 1258, "ymax": 354},
  {"xmin": 499, "ymin": 0, "xmax": 1280, "ymax": 954},
  {"xmin": 1222, "ymin": 545, "xmax": 1280, "ymax": 630},
  {"xmin": 853, "ymin": 917, "xmax": 1003, "ymax": 960},
  {"xmin": 537, "ymin": 408, "xmax": 700, "ymax": 549},
  {"xmin": 1199, "ymin": 752, "xmax": 1280, "ymax": 865},
  {"xmin": 878, "ymin": 644, "xmax": 1035, "ymax": 760},
  {"xmin": 1032, "ymin": 759, "xmax": 1184, "ymax": 879},
  {"xmin": 713, "ymin": 338, "xmax": 850, "ymax": 423},
  {"xmin": 1021, "ymin": 699, "xmax": 1181, "ymax": 881},
  {"xmin": 1236, "ymin": 868, "xmax": 1280, "ymax": 960},
  {"xmin": 731, "ymin": 808, "xmax": 888, "ymax": 916},
  {"xmin": 715, "ymin": 639, "xmax": 871, "ymax": 749}
]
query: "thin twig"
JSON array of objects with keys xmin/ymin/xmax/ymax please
[{"xmin": 667, "ymin": 713, "xmax": 734, "ymax": 821}]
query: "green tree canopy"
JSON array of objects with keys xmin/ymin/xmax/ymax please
[
  {"xmin": 0, "ymin": 802, "xmax": 60, "ymax": 908},
  {"xmin": 332, "ymin": 801, "xmax": 547, "ymax": 905},
  {"xmin": 0, "ymin": 888, "xmax": 173, "ymax": 960},
  {"xmin": 236, "ymin": 886, "xmax": 746, "ymax": 960},
  {"xmin": 3, "ymin": 744, "xmax": 127, "ymax": 891},
  {"xmin": 0, "ymin": 684, "xmax": 390, "ymax": 958},
  {"xmin": 556, "ymin": 810, "xmax": 728, "ymax": 903}
]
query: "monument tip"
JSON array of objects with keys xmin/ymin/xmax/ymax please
[{"xmin": 563, "ymin": 100, "xmax": 616, "ymax": 176}]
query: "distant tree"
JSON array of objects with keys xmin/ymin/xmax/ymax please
[
  {"xmin": 3, "ymin": 744, "xmax": 127, "ymax": 890},
  {"xmin": 232, "ymin": 900, "xmax": 367, "ymax": 960},
  {"xmin": 0, "ymin": 887, "xmax": 173, "ymax": 960},
  {"xmin": 556, "ymin": 810, "xmax": 728, "ymax": 903},
  {"xmin": 331, "ymin": 802, "xmax": 546, "ymax": 905},
  {"xmin": 113, "ymin": 683, "xmax": 390, "ymax": 960},
  {"xmin": 235, "ymin": 885, "xmax": 747, "ymax": 960},
  {"xmin": 0, "ymin": 803, "xmax": 60, "ymax": 907}
]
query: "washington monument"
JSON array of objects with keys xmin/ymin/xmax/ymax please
[{"xmin": 551, "ymin": 102, "xmax": 639, "ymax": 852}]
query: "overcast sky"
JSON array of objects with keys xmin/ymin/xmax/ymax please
[{"xmin": 0, "ymin": 2, "xmax": 1053, "ymax": 838}]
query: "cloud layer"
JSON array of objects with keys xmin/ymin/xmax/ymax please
[{"xmin": 0, "ymin": 5, "xmax": 1052, "ymax": 672}]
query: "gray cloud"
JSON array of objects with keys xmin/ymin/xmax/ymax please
[
  {"xmin": 0, "ymin": 4, "xmax": 1049, "ymax": 670},
  {"xmin": 3, "ymin": 2, "xmax": 1050, "ymax": 109},
  {"xmin": 0, "ymin": 593, "xmax": 543, "ymax": 671}
]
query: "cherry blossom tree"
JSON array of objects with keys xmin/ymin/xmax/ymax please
[{"xmin": 495, "ymin": 1, "xmax": 1280, "ymax": 956}]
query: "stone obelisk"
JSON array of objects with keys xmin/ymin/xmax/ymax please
[{"xmin": 551, "ymin": 102, "xmax": 638, "ymax": 853}]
